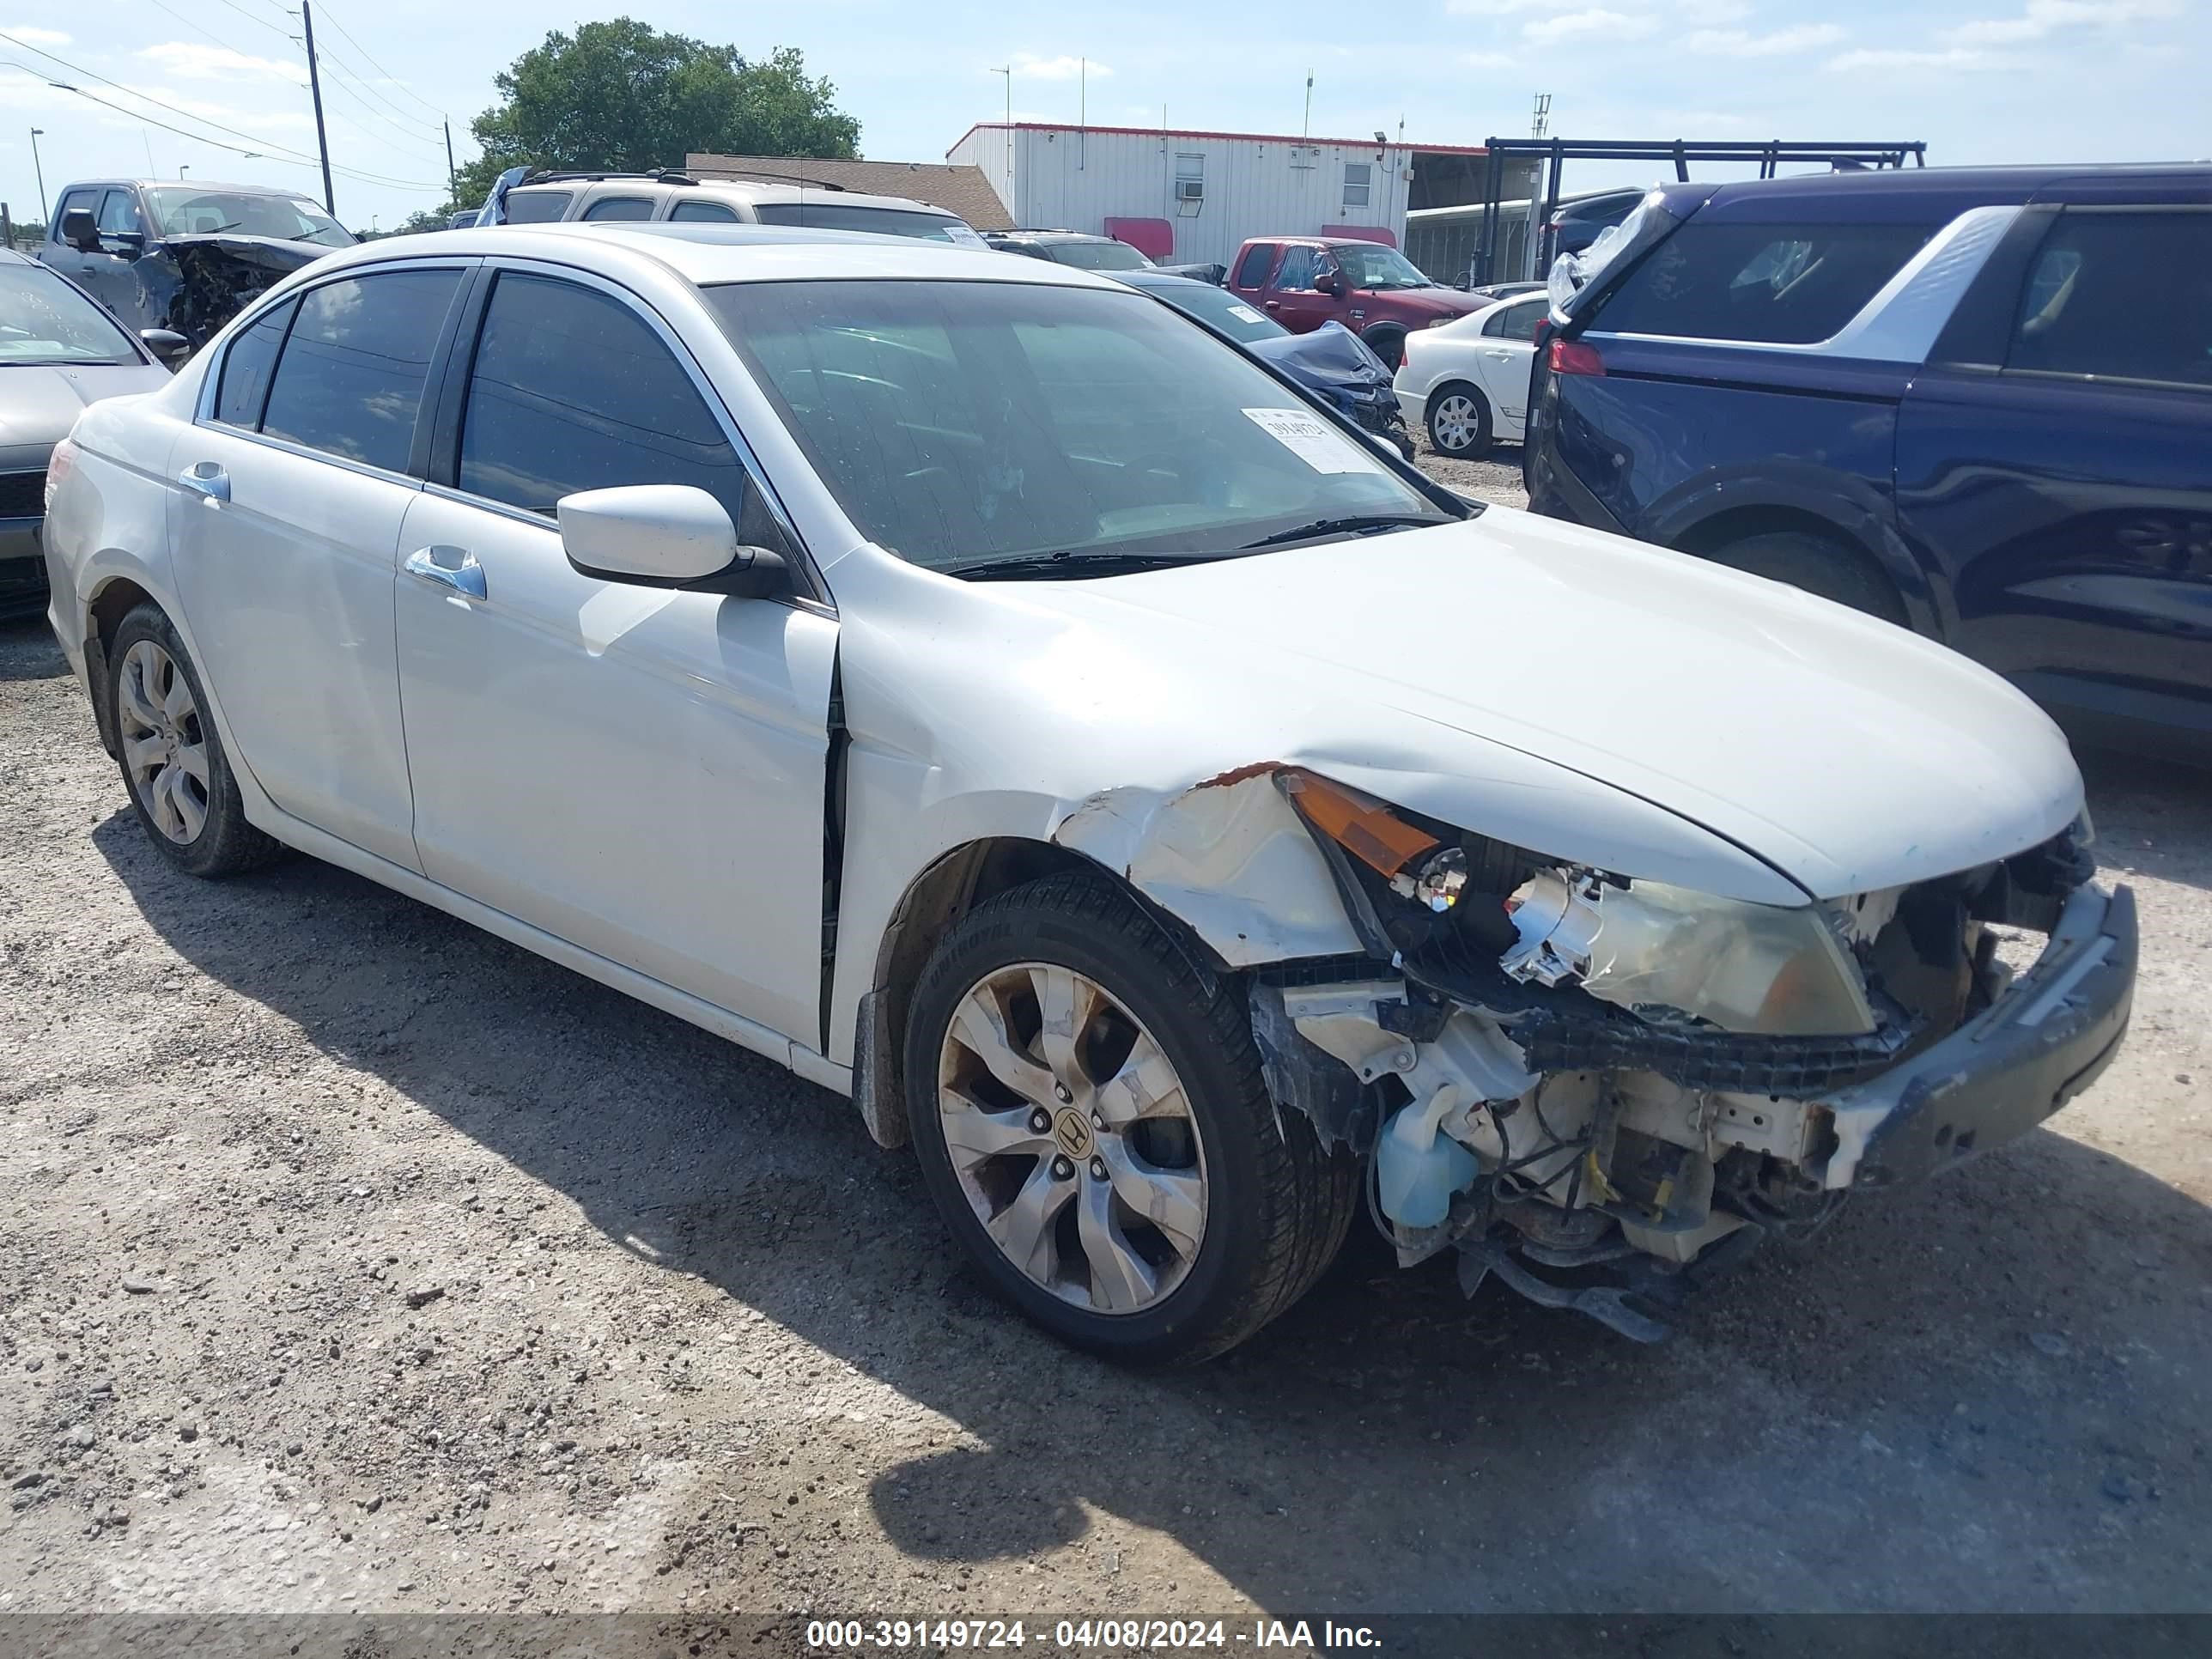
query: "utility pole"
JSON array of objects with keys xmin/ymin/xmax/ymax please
[
  {"xmin": 442, "ymin": 119, "xmax": 458, "ymax": 202},
  {"xmin": 1302, "ymin": 71, "xmax": 1313, "ymax": 142},
  {"xmin": 28, "ymin": 128, "xmax": 47, "ymax": 222},
  {"xmin": 299, "ymin": 0, "xmax": 336, "ymax": 216}
]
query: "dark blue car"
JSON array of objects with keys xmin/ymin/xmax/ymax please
[{"xmin": 1526, "ymin": 164, "xmax": 2212, "ymax": 749}]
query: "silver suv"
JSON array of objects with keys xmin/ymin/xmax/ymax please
[{"xmin": 480, "ymin": 170, "xmax": 987, "ymax": 246}]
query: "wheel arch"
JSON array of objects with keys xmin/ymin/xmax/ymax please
[
  {"xmin": 1643, "ymin": 473, "xmax": 1950, "ymax": 640},
  {"xmin": 82, "ymin": 574, "xmax": 161, "ymax": 759},
  {"xmin": 849, "ymin": 836, "xmax": 1231, "ymax": 1151}
]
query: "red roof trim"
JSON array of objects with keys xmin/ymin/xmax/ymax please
[{"xmin": 946, "ymin": 122, "xmax": 1488, "ymax": 158}]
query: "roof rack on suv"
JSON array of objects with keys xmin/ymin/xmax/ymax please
[
  {"xmin": 715, "ymin": 169, "xmax": 848, "ymax": 192},
  {"xmin": 520, "ymin": 168, "xmax": 700, "ymax": 186}
]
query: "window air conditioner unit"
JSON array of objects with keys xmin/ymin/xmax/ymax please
[{"xmin": 1175, "ymin": 179, "xmax": 1204, "ymax": 202}]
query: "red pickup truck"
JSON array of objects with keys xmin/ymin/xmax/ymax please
[{"xmin": 1226, "ymin": 236, "xmax": 1483, "ymax": 366}]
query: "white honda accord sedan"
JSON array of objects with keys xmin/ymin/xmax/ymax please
[{"xmin": 43, "ymin": 224, "xmax": 2134, "ymax": 1364}]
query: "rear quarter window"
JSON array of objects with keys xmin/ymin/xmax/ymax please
[{"xmin": 1588, "ymin": 220, "xmax": 1935, "ymax": 345}]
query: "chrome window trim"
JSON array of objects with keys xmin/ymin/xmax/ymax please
[
  {"xmin": 455, "ymin": 254, "xmax": 829, "ymax": 607},
  {"xmin": 1582, "ymin": 204, "xmax": 2023, "ymax": 365}
]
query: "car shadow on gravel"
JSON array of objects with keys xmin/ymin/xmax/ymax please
[
  {"xmin": 0, "ymin": 616, "xmax": 69, "ymax": 680},
  {"xmin": 95, "ymin": 811, "xmax": 2212, "ymax": 1614}
]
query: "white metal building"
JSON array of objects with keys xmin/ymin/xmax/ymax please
[{"xmin": 945, "ymin": 122, "xmax": 1492, "ymax": 268}]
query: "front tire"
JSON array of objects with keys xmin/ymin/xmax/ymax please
[
  {"xmin": 903, "ymin": 872, "xmax": 1356, "ymax": 1365},
  {"xmin": 1425, "ymin": 381, "xmax": 1494, "ymax": 459},
  {"xmin": 108, "ymin": 604, "xmax": 286, "ymax": 878}
]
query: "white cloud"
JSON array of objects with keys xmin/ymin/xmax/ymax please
[
  {"xmin": 1678, "ymin": 0, "xmax": 1752, "ymax": 19},
  {"xmin": 1009, "ymin": 53, "xmax": 1108, "ymax": 81},
  {"xmin": 3, "ymin": 23, "xmax": 68, "ymax": 45},
  {"xmin": 137, "ymin": 41, "xmax": 301, "ymax": 82},
  {"xmin": 1686, "ymin": 21, "xmax": 1845, "ymax": 54},
  {"xmin": 1522, "ymin": 8, "xmax": 1656, "ymax": 44},
  {"xmin": 1444, "ymin": 0, "xmax": 1554, "ymax": 13},
  {"xmin": 1826, "ymin": 44, "xmax": 1990, "ymax": 70},
  {"xmin": 1946, "ymin": 0, "xmax": 2175, "ymax": 44}
]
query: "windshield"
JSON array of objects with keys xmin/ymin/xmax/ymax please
[
  {"xmin": 751, "ymin": 202, "xmax": 987, "ymax": 246},
  {"xmin": 1334, "ymin": 245, "xmax": 1430, "ymax": 290},
  {"xmin": 145, "ymin": 187, "xmax": 355, "ymax": 247},
  {"xmin": 1049, "ymin": 240, "xmax": 1152, "ymax": 271},
  {"xmin": 1139, "ymin": 282, "xmax": 1287, "ymax": 343},
  {"xmin": 706, "ymin": 280, "xmax": 1446, "ymax": 575},
  {"xmin": 0, "ymin": 264, "xmax": 140, "ymax": 365}
]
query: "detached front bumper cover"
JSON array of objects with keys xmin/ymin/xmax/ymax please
[{"xmin": 1821, "ymin": 881, "xmax": 2136, "ymax": 1190}]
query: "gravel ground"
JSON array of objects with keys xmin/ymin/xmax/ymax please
[{"xmin": 3, "ymin": 481, "xmax": 2209, "ymax": 1626}]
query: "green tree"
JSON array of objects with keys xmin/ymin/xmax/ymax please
[{"xmin": 452, "ymin": 20, "xmax": 859, "ymax": 204}]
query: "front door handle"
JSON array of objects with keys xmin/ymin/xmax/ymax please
[
  {"xmin": 404, "ymin": 544, "xmax": 487, "ymax": 602},
  {"xmin": 177, "ymin": 460, "xmax": 228, "ymax": 503}
]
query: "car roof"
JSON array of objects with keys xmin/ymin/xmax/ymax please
[
  {"xmin": 0, "ymin": 246, "xmax": 32, "ymax": 266},
  {"xmin": 102, "ymin": 179, "xmax": 319, "ymax": 197},
  {"xmin": 316, "ymin": 222, "xmax": 1127, "ymax": 290},
  {"xmin": 1693, "ymin": 162, "xmax": 2212, "ymax": 222}
]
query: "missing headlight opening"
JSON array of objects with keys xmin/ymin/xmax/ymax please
[{"xmin": 1251, "ymin": 772, "xmax": 2131, "ymax": 1343}]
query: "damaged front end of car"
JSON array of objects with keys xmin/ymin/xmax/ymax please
[
  {"xmin": 1081, "ymin": 765, "xmax": 2136, "ymax": 1340},
  {"xmin": 131, "ymin": 235, "xmax": 330, "ymax": 348}
]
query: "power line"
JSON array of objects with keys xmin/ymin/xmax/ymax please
[
  {"xmin": 207, "ymin": 0, "xmax": 295, "ymax": 44},
  {"xmin": 313, "ymin": 44, "xmax": 445, "ymax": 142},
  {"xmin": 0, "ymin": 31, "xmax": 444, "ymax": 191},
  {"xmin": 312, "ymin": 53, "xmax": 447, "ymax": 153},
  {"xmin": 308, "ymin": 0, "xmax": 445, "ymax": 120},
  {"xmin": 13, "ymin": 69, "xmax": 441, "ymax": 191}
]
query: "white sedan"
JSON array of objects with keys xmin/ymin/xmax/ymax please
[
  {"xmin": 1393, "ymin": 291, "xmax": 1548, "ymax": 458},
  {"xmin": 42, "ymin": 225, "xmax": 2134, "ymax": 1364}
]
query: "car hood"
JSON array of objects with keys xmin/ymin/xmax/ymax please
[
  {"xmin": 1362, "ymin": 287, "xmax": 1480, "ymax": 318},
  {"xmin": 1001, "ymin": 511, "xmax": 2081, "ymax": 900},
  {"xmin": 0, "ymin": 362, "xmax": 168, "ymax": 470},
  {"xmin": 1248, "ymin": 322, "xmax": 1394, "ymax": 391}
]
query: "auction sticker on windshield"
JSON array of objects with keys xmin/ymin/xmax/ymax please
[
  {"xmin": 1227, "ymin": 303, "xmax": 1267, "ymax": 324},
  {"xmin": 1243, "ymin": 407, "xmax": 1383, "ymax": 474}
]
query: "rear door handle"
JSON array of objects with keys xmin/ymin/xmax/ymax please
[
  {"xmin": 177, "ymin": 461, "xmax": 228, "ymax": 503},
  {"xmin": 404, "ymin": 544, "xmax": 487, "ymax": 601}
]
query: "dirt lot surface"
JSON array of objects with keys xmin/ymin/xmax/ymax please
[{"xmin": 3, "ymin": 467, "xmax": 2210, "ymax": 1627}]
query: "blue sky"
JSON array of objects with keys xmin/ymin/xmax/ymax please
[{"xmin": 1, "ymin": 0, "xmax": 2203, "ymax": 233}]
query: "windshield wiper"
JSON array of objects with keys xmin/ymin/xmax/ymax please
[
  {"xmin": 942, "ymin": 549, "xmax": 1244, "ymax": 580},
  {"xmin": 1239, "ymin": 514, "xmax": 1440, "ymax": 550}
]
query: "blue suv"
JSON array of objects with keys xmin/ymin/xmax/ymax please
[{"xmin": 1525, "ymin": 165, "xmax": 2212, "ymax": 747}]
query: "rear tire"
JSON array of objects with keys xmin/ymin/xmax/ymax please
[
  {"xmin": 1702, "ymin": 530, "xmax": 1908, "ymax": 626},
  {"xmin": 108, "ymin": 603, "xmax": 287, "ymax": 878},
  {"xmin": 1426, "ymin": 381, "xmax": 1494, "ymax": 459},
  {"xmin": 903, "ymin": 872, "xmax": 1357, "ymax": 1365}
]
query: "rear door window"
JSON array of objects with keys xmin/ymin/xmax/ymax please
[
  {"xmin": 1233, "ymin": 243, "xmax": 1278, "ymax": 288},
  {"xmin": 454, "ymin": 272, "xmax": 784, "ymax": 548},
  {"xmin": 259, "ymin": 269, "xmax": 462, "ymax": 471},
  {"xmin": 2008, "ymin": 210, "xmax": 2212, "ymax": 388},
  {"xmin": 1484, "ymin": 299, "xmax": 1547, "ymax": 340},
  {"xmin": 1589, "ymin": 220, "xmax": 1934, "ymax": 344},
  {"xmin": 581, "ymin": 196, "xmax": 655, "ymax": 222},
  {"xmin": 502, "ymin": 191, "xmax": 573, "ymax": 224},
  {"xmin": 670, "ymin": 199, "xmax": 742, "ymax": 223}
]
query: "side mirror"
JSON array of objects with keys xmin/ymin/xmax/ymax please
[
  {"xmin": 1316, "ymin": 271, "xmax": 1344, "ymax": 297},
  {"xmin": 140, "ymin": 328, "xmax": 190, "ymax": 368},
  {"xmin": 61, "ymin": 207, "xmax": 99, "ymax": 252},
  {"xmin": 556, "ymin": 483, "xmax": 787, "ymax": 597}
]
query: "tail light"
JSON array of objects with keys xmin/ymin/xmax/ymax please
[
  {"xmin": 45, "ymin": 438, "xmax": 75, "ymax": 513},
  {"xmin": 1547, "ymin": 337, "xmax": 1604, "ymax": 377}
]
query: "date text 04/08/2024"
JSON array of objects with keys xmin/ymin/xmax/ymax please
[{"xmin": 803, "ymin": 1619, "xmax": 1384, "ymax": 1650}]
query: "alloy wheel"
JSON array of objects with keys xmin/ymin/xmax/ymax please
[
  {"xmin": 116, "ymin": 639, "xmax": 210, "ymax": 843},
  {"xmin": 1433, "ymin": 392, "xmax": 1482, "ymax": 453},
  {"xmin": 937, "ymin": 962, "xmax": 1209, "ymax": 1316}
]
